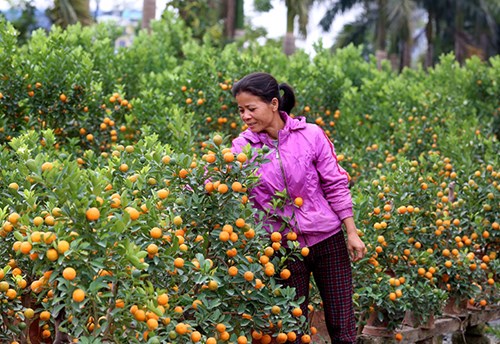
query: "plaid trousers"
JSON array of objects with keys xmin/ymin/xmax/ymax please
[{"xmin": 282, "ymin": 231, "xmax": 357, "ymax": 344}]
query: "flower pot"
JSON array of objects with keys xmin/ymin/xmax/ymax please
[
  {"xmin": 362, "ymin": 309, "xmax": 393, "ymax": 337},
  {"xmin": 403, "ymin": 310, "xmax": 435, "ymax": 330},
  {"xmin": 443, "ymin": 297, "xmax": 468, "ymax": 316}
]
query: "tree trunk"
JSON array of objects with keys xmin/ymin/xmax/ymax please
[
  {"xmin": 374, "ymin": 0, "xmax": 387, "ymax": 67},
  {"xmin": 51, "ymin": 0, "xmax": 92, "ymax": 27},
  {"xmin": 54, "ymin": 308, "xmax": 71, "ymax": 343},
  {"xmin": 283, "ymin": 32, "xmax": 296, "ymax": 56},
  {"xmin": 454, "ymin": 1, "xmax": 466, "ymax": 64},
  {"xmin": 389, "ymin": 52, "xmax": 399, "ymax": 71},
  {"xmin": 142, "ymin": 0, "xmax": 156, "ymax": 32},
  {"xmin": 225, "ymin": 0, "xmax": 236, "ymax": 40},
  {"xmin": 375, "ymin": 50, "xmax": 387, "ymax": 70},
  {"xmin": 425, "ymin": 8, "xmax": 434, "ymax": 68},
  {"xmin": 401, "ymin": 34, "xmax": 412, "ymax": 70},
  {"xmin": 235, "ymin": 0, "xmax": 245, "ymax": 38},
  {"xmin": 283, "ymin": 1, "xmax": 296, "ymax": 56},
  {"xmin": 376, "ymin": 0, "xmax": 387, "ymax": 51},
  {"xmin": 479, "ymin": 32, "xmax": 489, "ymax": 60},
  {"xmin": 70, "ymin": 0, "xmax": 92, "ymax": 26}
]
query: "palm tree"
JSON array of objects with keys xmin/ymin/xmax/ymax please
[
  {"xmin": 254, "ymin": 0, "xmax": 314, "ymax": 55},
  {"xmin": 142, "ymin": 0, "xmax": 156, "ymax": 32},
  {"xmin": 386, "ymin": 0, "xmax": 416, "ymax": 69},
  {"xmin": 417, "ymin": 0, "xmax": 437, "ymax": 68},
  {"xmin": 481, "ymin": 0, "xmax": 500, "ymax": 59},
  {"xmin": 321, "ymin": 0, "xmax": 498, "ymax": 68},
  {"xmin": 225, "ymin": 0, "xmax": 236, "ymax": 39},
  {"xmin": 453, "ymin": 0, "xmax": 498, "ymax": 63},
  {"xmin": 375, "ymin": 0, "xmax": 387, "ymax": 55},
  {"xmin": 235, "ymin": 0, "xmax": 245, "ymax": 37},
  {"xmin": 319, "ymin": 0, "xmax": 391, "ymax": 66},
  {"xmin": 224, "ymin": 0, "xmax": 244, "ymax": 40},
  {"xmin": 283, "ymin": 0, "xmax": 314, "ymax": 55},
  {"xmin": 417, "ymin": 0, "xmax": 498, "ymax": 66}
]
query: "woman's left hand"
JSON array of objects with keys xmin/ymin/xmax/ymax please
[
  {"xmin": 347, "ymin": 231, "xmax": 366, "ymax": 262},
  {"xmin": 342, "ymin": 217, "xmax": 366, "ymax": 262}
]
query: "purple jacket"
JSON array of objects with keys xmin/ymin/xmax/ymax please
[{"xmin": 231, "ymin": 112, "xmax": 353, "ymax": 248}]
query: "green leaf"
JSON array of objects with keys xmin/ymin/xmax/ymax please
[{"xmin": 13, "ymin": 231, "xmax": 24, "ymax": 241}]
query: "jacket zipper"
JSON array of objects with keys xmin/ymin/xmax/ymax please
[{"xmin": 275, "ymin": 140, "xmax": 309, "ymax": 247}]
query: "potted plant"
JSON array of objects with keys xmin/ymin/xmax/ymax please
[
  {"xmin": 355, "ymin": 271, "xmax": 407, "ymax": 336},
  {"xmin": 401, "ymin": 279, "xmax": 448, "ymax": 329}
]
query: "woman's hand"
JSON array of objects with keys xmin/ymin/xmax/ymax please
[
  {"xmin": 342, "ymin": 217, "xmax": 366, "ymax": 262},
  {"xmin": 347, "ymin": 231, "xmax": 366, "ymax": 262}
]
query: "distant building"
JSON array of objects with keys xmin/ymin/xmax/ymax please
[
  {"xmin": 93, "ymin": 9, "xmax": 141, "ymax": 50},
  {"xmin": 94, "ymin": 8, "xmax": 141, "ymax": 26}
]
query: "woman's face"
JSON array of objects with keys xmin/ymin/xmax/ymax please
[{"xmin": 235, "ymin": 92, "xmax": 279, "ymax": 134}]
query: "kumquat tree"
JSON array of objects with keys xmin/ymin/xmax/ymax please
[{"xmin": 0, "ymin": 10, "xmax": 499, "ymax": 344}]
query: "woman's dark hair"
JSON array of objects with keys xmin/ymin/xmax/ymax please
[{"xmin": 232, "ymin": 72, "xmax": 296, "ymax": 115}]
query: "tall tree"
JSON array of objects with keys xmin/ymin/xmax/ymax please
[
  {"xmin": 142, "ymin": 0, "xmax": 156, "ymax": 32},
  {"xmin": 453, "ymin": 0, "xmax": 498, "ymax": 63},
  {"xmin": 476, "ymin": 0, "xmax": 499, "ymax": 60},
  {"xmin": 417, "ymin": 0, "xmax": 438, "ymax": 68},
  {"xmin": 387, "ymin": 0, "xmax": 416, "ymax": 69},
  {"xmin": 224, "ymin": 0, "xmax": 244, "ymax": 40},
  {"xmin": 319, "ymin": 0, "xmax": 390, "ymax": 65},
  {"xmin": 235, "ymin": 0, "xmax": 245, "ymax": 37},
  {"xmin": 375, "ymin": 0, "xmax": 387, "ymax": 53},
  {"xmin": 320, "ymin": 0, "xmax": 498, "ymax": 68},
  {"xmin": 283, "ymin": 0, "xmax": 314, "ymax": 55},
  {"xmin": 225, "ymin": 0, "xmax": 236, "ymax": 39},
  {"xmin": 255, "ymin": 0, "xmax": 314, "ymax": 55},
  {"xmin": 417, "ymin": 0, "xmax": 499, "ymax": 66},
  {"xmin": 320, "ymin": 0, "xmax": 416, "ymax": 69},
  {"xmin": 166, "ymin": 0, "xmax": 225, "ymax": 44}
]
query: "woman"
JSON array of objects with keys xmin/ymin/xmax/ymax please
[{"xmin": 231, "ymin": 72, "xmax": 366, "ymax": 343}]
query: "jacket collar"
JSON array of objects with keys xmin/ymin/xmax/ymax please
[{"xmin": 241, "ymin": 111, "xmax": 307, "ymax": 145}]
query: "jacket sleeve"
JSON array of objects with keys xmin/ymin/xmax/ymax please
[{"xmin": 314, "ymin": 127, "xmax": 353, "ymax": 221}]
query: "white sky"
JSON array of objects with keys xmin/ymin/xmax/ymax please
[
  {"xmin": 0, "ymin": 0, "xmax": 360, "ymax": 54},
  {"xmin": 244, "ymin": 0, "xmax": 360, "ymax": 54}
]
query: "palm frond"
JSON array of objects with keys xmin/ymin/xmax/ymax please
[
  {"xmin": 333, "ymin": 13, "xmax": 373, "ymax": 49},
  {"xmin": 320, "ymin": 0, "xmax": 363, "ymax": 32},
  {"xmin": 387, "ymin": 0, "xmax": 416, "ymax": 38},
  {"xmin": 477, "ymin": 0, "xmax": 498, "ymax": 39}
]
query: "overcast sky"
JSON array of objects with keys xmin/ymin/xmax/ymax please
[{"xmin": 0, "ymin": 0, "xmax": 360, "ymax": 54}]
